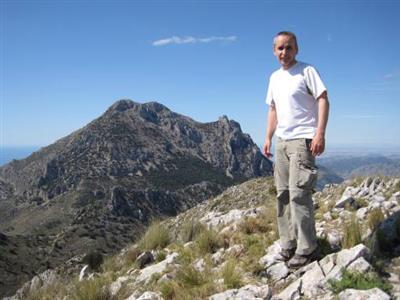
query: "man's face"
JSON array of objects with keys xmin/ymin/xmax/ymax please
[{"xmin": 273, "ymin": 35, "xmax": 298, "ymax": 69}]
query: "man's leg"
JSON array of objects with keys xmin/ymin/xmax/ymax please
[
  {"xmin": 287, "ymin": 139, "xmax": 318, "ymax": 256},
  {"xmin": 274, "ymin": 139, "xmax": 296, "ymax": 251}
]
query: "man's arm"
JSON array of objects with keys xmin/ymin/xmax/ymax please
[
  {"xmin": 263, "ymin": 103, "xmax": 277, "ymax": 158},
  {"xmin": 310, "ymin": 91, "xmax": 329, "ymax": 156}
]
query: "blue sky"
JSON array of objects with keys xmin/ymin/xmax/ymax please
[{"xmin": 2, "ymin": 0, "xmax": 400, "ymax": 152}]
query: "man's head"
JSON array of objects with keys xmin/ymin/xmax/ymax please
[{"xmin": 273, "ymin": 31, "xmax": 298, "ymax": 70}]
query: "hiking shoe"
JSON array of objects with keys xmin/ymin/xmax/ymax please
[
  {"xmin": 287, "ymin": 248, "xmax": 320, "ymax": 269},
  {"xmin": 277, "ymin": 247, "xmax": 296, "ymax": 262}
]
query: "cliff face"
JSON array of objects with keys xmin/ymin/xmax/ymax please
[{"xmin": 0, "ymin": 100, "xmax": 272, "ymax": 297}]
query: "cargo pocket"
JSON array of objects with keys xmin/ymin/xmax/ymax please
[{"xmin": 296, "ymin": 162, "xmax": 318, "ymax": 189}]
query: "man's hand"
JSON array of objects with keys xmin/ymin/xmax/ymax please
[
  {"xmin": 263, "ymin": 139, "xmax": 273, "ymax": 158},
  {"xmin": 310, "ymin": 133, "xmax": 325, "ymax": 156},
  {"xmin": 311, "ymin": 91, "xmax": 329, "ymax": 156}
]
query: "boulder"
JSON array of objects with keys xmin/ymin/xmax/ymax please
[
  {"xmin": 136, "ymin": 251, "xmax": 155, "ymax": 269},
  {"xmin": 109, "ymin": 276, "xmax": 130, "ymax": 296},
  {"xmin": 336, "ymin": 244, "xmax": 370, "ymax": 268},
  {"xmin": 259, "ymin": 241, "xmax": 287, "ymax": 268},
  {"xmin": 335, "ymin": 187, "xmax": 357, "ymax": 208},
  {"xmin": 273, "ymin": 277, "xmax": 302, "ymax": 300},
  {"xmin": 266, "ymin": 262, "xmax": 289, "ymax": 282},
  {"xmin": 135, "ymin": 252, "xmax": 178, "ymax": 284},
  {"xmin": 347, "ymin": 257, "xmax": 372, "ymax": 273}
]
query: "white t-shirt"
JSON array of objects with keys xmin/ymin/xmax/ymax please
[{"xmin": 266, "ymin": 61, "xmax": 327, "ymax": 140}]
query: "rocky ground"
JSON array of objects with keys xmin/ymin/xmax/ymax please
[{"xmin": 5, "ymin": 176, "xmax": 400, "ymax": 300}]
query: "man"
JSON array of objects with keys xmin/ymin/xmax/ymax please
[{"xmin": 263, "ymin": 31, "xmax": 329, "ymax": 268}]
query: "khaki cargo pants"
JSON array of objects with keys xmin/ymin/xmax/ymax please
[{"xmin": 274, "ymin": 138, "xmax": 318, "ymax": 255}]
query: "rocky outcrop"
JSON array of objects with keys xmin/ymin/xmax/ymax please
[{"xmin": 5, "ymin": 176, "xmax": 400, "ymax": 300}]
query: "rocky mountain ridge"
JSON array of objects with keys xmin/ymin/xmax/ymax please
[
  {"xmin": 319, "ymin": 154, "xmax": 400, "ymax": 179},
  {"xmin": 8, "ymin": 176, "xmax": 400, "ymax": 299},
  {"xmin": 0, "ymin": 100, "xmax": 272, "ymax": 298}
]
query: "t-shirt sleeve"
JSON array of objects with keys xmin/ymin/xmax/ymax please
[
  {"xmin": 265, "ymin": 76, "xmax": 274, "ymax": 105},
  {"xmin": 304, "ymin": 66, "xmax": 327, "ymax": 99}
]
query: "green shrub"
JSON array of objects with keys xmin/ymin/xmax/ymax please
[
  {"xmin": 342, "ymin": 215, "xmax": 362, "ymax": 249},
  {"xmin": 221, "ymin": 260, "xmax": 243, "ymax": 289},
  {"xmin": 196, "ymin": 228, "xmax": 222, "ymax": 255},
  {"xmin": 139, "ymin": 221, "xmax": 171, "ymax": 251},
  {"xmin": 328, "ymin": 269, "xmax": 392, "ymax": 294},
  {"xmin": 83, "ymin": 251, "xmax": 104, "ymax": 271}
]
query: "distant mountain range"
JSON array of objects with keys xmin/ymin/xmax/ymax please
[
  {"xmin": 0, "ymin": 100, "xmax": 272, "ymax": 297},
  {"xmin": 318, "ymin": 154, "xmax": 400, "ymax": 179}
]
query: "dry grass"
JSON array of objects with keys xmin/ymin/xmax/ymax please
[
  {"xmin": 25, "ymin": 282, "xmax": 68, "ymax": 300},
  {"xmin": 367, "ymin": 208, "xmax": 385, "ymax": 231},
  {"xmin": 139, "ymin": 221, "xmax": 171, "ymax": 251},
  {"xmin": 342, "ymin": 214, "xmax": 362, "ymax": 249},
  {"xmin": 70, "ymin": 275, "xmax": 112, "ymax": 300},
  {"xmin": 195, "ymin": 228, "xmax": 224, "ymax": 255},
  {"xmin": 221, "ymin": 259, "xmax": 243, "ymax": 289}
]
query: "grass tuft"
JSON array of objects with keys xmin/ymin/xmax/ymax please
[
  {"xmin": 328, "ymin": 269, "xmax": 392, "ymax": 294},
  {"xmin": 341, "ymin": 214, "xmax": 362, "ymax": 249},
  {"xmin": 180, "ymin": 220, "xmax": 206, "ymax": 243},
  {"xmin": 139, "ymin": 221, "xmax": 171, "ymax": 251},
  {"xmin": 367, "ymin": 208, "xmax": 385, "ymax": 231},
  {"xmin": 71, "ymin": 276, "xmax": 112, "ymax": 300},
  {"xmin": 221, "ymin": 259, "xmax": 243, "ymax": 289},
  {"xmin": 195, "ymin": 228, "xmax": 223, "ymax": 255}
]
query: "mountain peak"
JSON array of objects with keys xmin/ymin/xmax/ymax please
[{"xmin": 107, "ymin": 99, "xmax": 138, "ymax": 113}]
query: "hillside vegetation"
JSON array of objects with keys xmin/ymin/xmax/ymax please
[{"xmin": 9, "ymin": 176, "xmax": 400, "ymax": 300}]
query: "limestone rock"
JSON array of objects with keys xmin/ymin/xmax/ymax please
[
  {"xmin": 347, "ymin": 257, "xmax": 372, "ymax": 273},
  {"xmin": 336, "ymin": 244, "xmax": 370, "ymax": 268},
  {"xmin": 200, "ymin": 207, "xmax": 262, "ymax": 228},
  {"xmin": 126, "ymin": 291, "xmax": 164, "ymax": 300},
  {"xmin": 338, "ymin": 288, "xmax": 390, "ymax": 300},
  {"xmin": 273, "ymin": 277, "xmax": 302, "ymax": 300},
  {"xmin": 335, "ymin": 186, "xmax": 358, "ymax": 208},
  {"xmin": 259, "ymin": 241, "xmax": 286, "ymax": 268},
  {"xmin": 209, "ymin": 284, "xmax": 271, "ymax": 300},
  {"xmin": 110, "ymin": 276, "xmax": 130, "ymax": 296},
  {"xmin": 266, "ymin": 262, "xmax": 289, "ymax": 282},
  {"xmin": 135, "ymin": 252, "xmax": 178, "ymax": 284},
  {"xmin": 136, "ymin": 251, "xmax": 155, "ymax": 269}
]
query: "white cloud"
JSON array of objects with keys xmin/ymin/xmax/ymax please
[
  {"xmin": 152, "ymin": 35, "xmax": 237, "ymax": 46},
  {"xmin": 384, "ymin": 71, "xmax": 400, "ymax": 80},
  {"xmin": 327, "ymin": 33, "xmax": 333, "ymax": 43}
]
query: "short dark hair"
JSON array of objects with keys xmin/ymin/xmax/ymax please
[{"xmin": 273, "ymin": 31, "xmax": 298, "ymax": 50}]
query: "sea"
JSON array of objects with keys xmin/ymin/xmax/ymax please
[{"xmin": 0, "ymin": 146, "xmax": 42, "ymax": 166}]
